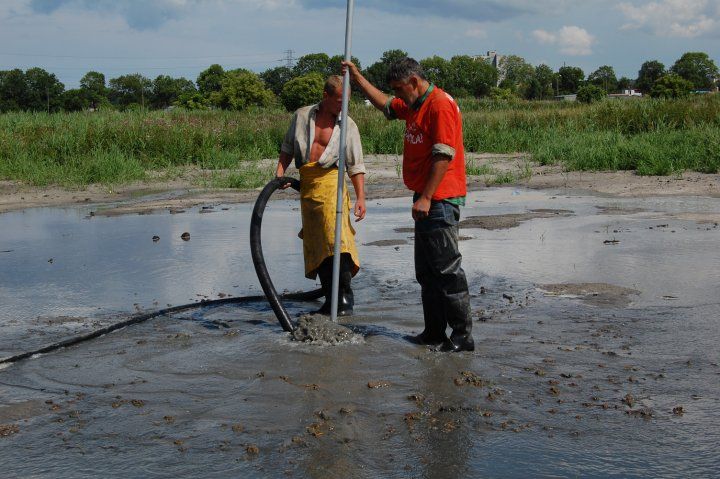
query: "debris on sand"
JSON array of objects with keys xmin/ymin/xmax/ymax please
[
  {"xmin": 368, "ymin": 380, "xmax": 390, "ymax": 389},
  {"xmin": 180, "ymin": 232, "xmax": 190, "ymax": 241},
  {"xmin": 453, "ymin": 371, "xmax": 490, "ymax": 387},
  {"xmin": 0, "ymin": 424, "xmax": 19, "ymax": 437},
  {"xmin": 291, "ymin": 315, "xmax": 361, "ymax": 344}
]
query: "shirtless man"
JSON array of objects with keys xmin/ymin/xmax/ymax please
[{"xmin": 275, "ymin": 75, "xmax": 366, "ymax": 316}]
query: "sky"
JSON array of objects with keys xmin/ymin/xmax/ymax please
[{"xmin": 0, "ymin": 0, "xmax": 718, "ymax": 88}]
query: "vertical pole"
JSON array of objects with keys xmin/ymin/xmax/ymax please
[{"xmin": 330, "ymin": 0, "xmax": 355, "ymax": 322}]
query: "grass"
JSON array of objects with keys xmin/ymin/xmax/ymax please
[{"xmin": 1, "ymin": 95, "xmax": 718, "ymax": 187}]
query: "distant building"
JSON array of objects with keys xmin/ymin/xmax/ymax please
[
  {"xmin": 608, "ymin": 89, "xmax": 643, "ymax": 99},
  {"xmin": 472, "ymin": 51, "xmax": 503, "ymax": 85},
  {"xmin": 554, "ymin": 94, "xmax": 577, "ymax": 102},
  {"xmin": 474, "ymin": 50, "xmax": 502, "ymax": 69}
]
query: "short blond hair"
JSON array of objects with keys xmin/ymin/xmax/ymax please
[{"xmin": 324, "ymin": 75, "xmax": 343, "ymax": 96}]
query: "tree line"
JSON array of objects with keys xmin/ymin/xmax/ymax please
[{"xmin": 0, "ymin": 50, "xmax": 717, "ymax": 113}]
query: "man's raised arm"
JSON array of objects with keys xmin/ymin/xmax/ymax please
[{"xmin": 342, "ymin": 61, "xmax": 388, "ymax": 111}]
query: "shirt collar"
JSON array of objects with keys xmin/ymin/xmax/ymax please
[{"xmin": 411, "ymin": 83, "xmax": 434, "ymax": 111}]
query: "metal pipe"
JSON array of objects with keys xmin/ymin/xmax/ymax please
[{"xmin": 330, "ymin": 0, "xmax": 355, "ymax": 322}]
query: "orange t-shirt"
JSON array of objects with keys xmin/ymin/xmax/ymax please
[{"xmin": 387, "ymin": 86, "xmax": 466, "ymax": 200}]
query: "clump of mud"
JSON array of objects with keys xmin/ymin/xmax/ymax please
[
  {"xmin": 291, "ymin": 315, "xmax": 362, "ymax": 344},
  {"xmin": 364, "ymin": 239, "xmax": 407, "ymax": 247},
  {"xmin": 540, "ymin": 283, "xmax": 640, "ymax": 307},
  {"xmin": 460, "ymin": 209, "xmax": 574, "ymax": 230}
]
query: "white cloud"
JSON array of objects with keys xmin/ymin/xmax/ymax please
[
  {"xmin": 465, "ymin": 27, "xmax": 488, "ymax": 39},
  {"xmin": 618, "ymin": 0, "xmax": 718, "ymax": 38},
  {"xmin": 532, "ymin": 26, "xmax": 595, "ymax": 56}
]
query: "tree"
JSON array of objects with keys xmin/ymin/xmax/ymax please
[
  {"xmin": 327, "ymin": 54, "xmax": 361, "ymax": 77},
  {"xmin": 636, "ymin": 60, "xmax": 665, "ymax": 93},
  {"xmin": 108, "ymin": 73, "xmax": 152, "ymax": 109},
  {"xmin": 576, "ymin": 84, "xmax": 606, "ymax": 103},
  {"xmin": 670, "ymin": 52, "xmax": 719, "ymax": 90},
  {"xmin": 420, "ymin": 56, "xmax": 451, "ymax": 89},
  {"xmin": 617, "ymin": 77, "xmax": 633, "ymax": 91},
  {"xmin": 62, "ymin": 88, "xmax": 88, "ymax": 112},
  {"xmin": 24, "ymin": 67, "xmax": 65, "ymax": 112},
  {"xmin": 293, "ymin": 53, "xmax": 331, "ymax": 77},
  {"xmin": 528, "ymin": 64, "xmax": 555, "ymax": 100},
  {"xmin": 364, "ymin": 49, "xmax": 408, "ymax": 93},
  {"xmin": 151, "ymin": 75, "xmax": 196, "ymax": 109},
  {"xmin": 280, "ymin": 73, "xmax": 324, "ymax": 111},
  {"xmin": 447, "ymin": 55, "xmax": 497, "ymax": 98},
  {"xmin": 498, "ymin": 55, "xmax": 535, "ymax": 93},
  {"xmin": 210, "ymin": 69, "xmax": 274, "ymax": 110},
  {"xmin": 197, "ymin": 64, "xmax": 226, "ymax": 97},
  {"xmin": 0, "ymin": 69, "xmax": 29, "ymax": 112},
  {"xmin": 80, "ymin": 71, "xmax": 108, "ymax": 109},
  {"xmin": 557, "ymin": 66, "xmax": 584, "ymax": 94},
  {"xmin": 649, "ymin": 74, "xmax": 693, "ymax": 99},
  {"xmin": 260, "ymin": 66, "xmax": 294, "ymax": 96},
  {"xmin": 588, "ymin": 65, "xmax": 618, "ymax": 93}
]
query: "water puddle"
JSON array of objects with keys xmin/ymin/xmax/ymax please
[{"xmin": 1, "ymin": 187, "xmax": 719, "ymax": 477}]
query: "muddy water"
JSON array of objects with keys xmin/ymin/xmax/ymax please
[{"xmin": 1, "ymin": 188, "xmax": 719, "ymax": 478}]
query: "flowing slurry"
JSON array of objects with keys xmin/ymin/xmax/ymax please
[{"xmin": 1, "ymin": 187, "xmax": 719, "ymax": 477}]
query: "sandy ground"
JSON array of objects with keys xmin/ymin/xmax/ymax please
[{"xmin": 1, "ymin": 153, "xmax": 718, "ymax": 216}]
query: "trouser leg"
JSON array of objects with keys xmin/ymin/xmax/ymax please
[
  {"xmin": 413, "ymin": 234, "xmax": 448, "ymax": 344},
  {"xmin": 414, "ymin": 200, "xmax": 473, "ymax": 351}
]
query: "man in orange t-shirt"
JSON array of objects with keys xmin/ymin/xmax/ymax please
[{"xmin": 344, "ymin": 58, "xmax": 473, "ymax": 352}]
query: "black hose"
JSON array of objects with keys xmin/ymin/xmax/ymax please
[
  {"xmin": 0, "ymin": 176, "xmax": 322, "ymax": 365},
  {"xmin": 250, "ymin": 176, "xmax": 321, "ymax": 332}
]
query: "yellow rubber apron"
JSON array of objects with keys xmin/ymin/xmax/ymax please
[{"xmin": 299, "ymin": 162, "xmax": 360, "ymax": 279}]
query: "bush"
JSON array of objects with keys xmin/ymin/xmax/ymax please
[
  {"xmin": 280, "ymin": 73, "xmax": 324, "ymax": 111},
  {"xmin": 650, "ymin": 74, "xmax": 693, "ymax": 99},
  {"xmin": 488, "ymin": 87, "xmax": 518, "ymax": 102},
  {"xmin": 210, "ymin": 70, "xmax": 275, "ymax": 111},
  {"xmin": 576, "ymin": 85, "xmax": 606, "ymax": 103}
]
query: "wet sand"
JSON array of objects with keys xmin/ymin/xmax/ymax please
[{"xmin": 1, "ymin": 172, "xmax": 719, "ymax": 477}]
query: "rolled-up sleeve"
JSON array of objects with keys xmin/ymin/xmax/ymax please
[
  {"xmin": 345, "ymin": 121, "xmax": 366, "ymax": 177},
  {"xmin": 429, "ymin": 106, "xmax": 457, "ymax": 161},
  {"xmin": 280, "ymin": 112, "xmax": 297, "ymax": 155}
]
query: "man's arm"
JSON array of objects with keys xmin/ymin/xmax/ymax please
[
  {"xmin": 350, "ymin": 173, "xmax": 366, "ymax": 222},
  {"xmin": 275, "ymin": 151, "xmax": 293, "ymax": 189},
  {"xmin": 342, "ymin": 61, "xmax": 388, "ymax": 111},
  {"xmin": 411, "ymin": 155, "xmax": 450, "ymax": 221},
  {"xmin": 275, "ymin": 151, "xmax": 293, "ymax": 177}
]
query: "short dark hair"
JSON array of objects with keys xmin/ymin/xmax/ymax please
[{"xmin": 386, "ymin": 57, "xmax": 426, "ymax": 84}]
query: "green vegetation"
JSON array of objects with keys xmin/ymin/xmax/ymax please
[{"xmin": 1, "ymin": 94, "xmax": 718, "ymax": 187}]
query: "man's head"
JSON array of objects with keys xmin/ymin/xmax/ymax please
[
  {"xmin": 386, "ymin": 58, "xmax": 429, "ymax": 106},
  {"xmin": 320, "ymin": 75, "xmax": 344, "ymax": 115}
]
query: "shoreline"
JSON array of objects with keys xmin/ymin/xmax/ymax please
[{"xmin": 1, "ymin": 153, "xmax": 718, "ymax": 216}]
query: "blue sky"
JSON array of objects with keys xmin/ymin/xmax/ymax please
[{"xmin": 1, "ymin": 0, "xmax": 718, "ymax": 88}]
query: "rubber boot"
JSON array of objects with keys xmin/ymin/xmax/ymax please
[
  {"xmin": 337, "ymin": 254, "xmax": 354, "ymax": 317},
  {"xmin": 313, "ymin": 259, "xmax": 332, "ymax": 315},
  {"xmin": 406, "ymin": 286, "xmax": 448, "ymax": 345}
]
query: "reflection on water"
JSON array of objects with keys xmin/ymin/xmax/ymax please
[{"xmin": 1, "ymin": 188, "xmax": 719, "ymax": 478}]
